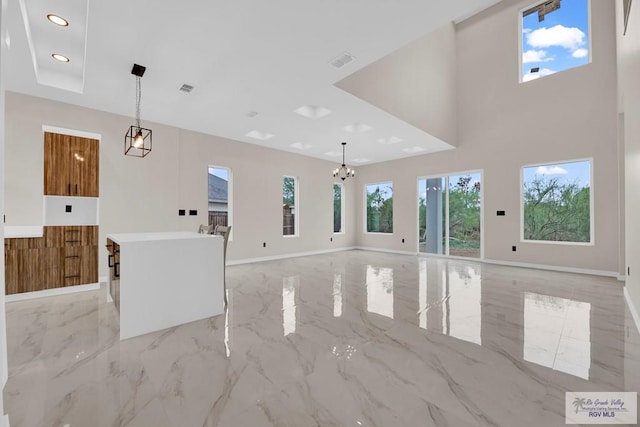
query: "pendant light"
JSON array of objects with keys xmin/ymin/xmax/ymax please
[
  {"xmin": 332, "ymin": 142, "xmax": 355, "ymax": 180},
  {"xmin": 125, "ymin": 64, "xmax": 152, "ymax": 157}
]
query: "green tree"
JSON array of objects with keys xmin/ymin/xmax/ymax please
[
  {"xmin": 367, "ymin": 185, "xmax": 393, "ymax": 233},
  {"xmin": 524, "ymin": 177, "xmax": 590, "ymax": 242},
  {"xmin": 283, "ymin": 177, "xmax": 295, "ymax": 206},
  {"xmin": 333, "ymin": 184, "xmax": 342, "ymax": 232},
  {"xmin": 448, "ymin": 176, "xmax": 481, "ymax": 249}
]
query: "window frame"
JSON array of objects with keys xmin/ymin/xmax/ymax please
[
  {"xmin": 520, "ymin": 158, "xmax": 594, "ymax": 245},
  {"xmin": 207, "ymin": 165, "xmax": 233, "ymax": 241},
  {"xmin": 333, "ymin": 182, "xmax": 345, "ymax": 235},
  {"xmin": 364, "ymin": 181, "xmax": 394, "ymax": 235},
  {"xmin": 518, "ymin": 0, "xmax": 592, "ymax": 84},
  {"xmin": 282, "ymin": 175, "xmax": 299, "ymax": 238}
]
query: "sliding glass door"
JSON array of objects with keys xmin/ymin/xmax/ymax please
[{"xmin": 418, "ymin": 172, "xmax": 482, "ymax": 258}]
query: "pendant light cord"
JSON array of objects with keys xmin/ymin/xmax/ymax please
[{"xmin": 136, "ymin": 76, "xmax": 141, "ymax": 129}]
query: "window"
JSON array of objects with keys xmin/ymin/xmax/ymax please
[
  {"xmin": 520, "ymin": 0, "xmax": 590, "ymax": 83},
  {"xmin": 208, "ymin": 167, "xmax": 231, "ymax": 231},
  {"xmin": 283, "ymin": 176, "xmax": 298, "ymax": 236},
  {"xmin": 418, "ymin": 172, "xmax": 482, "ymax": 258},
  {"xmin": 333, "ymin": 183, "xmax": 344, "ymax": 233},
  {"xmin": 366, "ymin": 182, "xmax": 393, "ymax": 233},
  {"xmin": 522, "ymin": 160, "xmax": 591, "ymax": 243}
]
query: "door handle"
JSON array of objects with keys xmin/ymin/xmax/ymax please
[
  {"xmin": 114, "ymin": 262, "xmax": 120, "ymax": 278},
  {"xmin": 67, "ymin": 184, "xmax": 71, "ymax": 195},
  {"xmin": 108, "ymin": 254, "xmax": 114, "ymax": 268},
  {"xmin": 75, "ymin": 184, "xmax": 78, "ymax": 195}
]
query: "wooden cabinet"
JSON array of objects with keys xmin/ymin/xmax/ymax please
[
  {"xmin": 5, "ymin": 226, "xmax": 99, "ymax": 295},
  {"xmin": 44, "ymin": 132, "xmax": 99, "ymax": 197}
]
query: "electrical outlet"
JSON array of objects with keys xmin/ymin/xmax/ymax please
[
  {"xmin": 189, "ymin": 209, "xmax": 197, "ymax": 216},
  {"xmin": 263, "ymin": 242, "xmax": 266, "ymax": 248},
  {"xmin": 330, "ymin": 237, "xmax": 333, "ymax": 242},
  {"xmin": 402, "ymin": 238, "xmax": 405, "ymax": 243},
  {"xmin": 178, "ymin": 209, "xmax": 186, "ymax": 216},
  {"xmin": 497, "ymin": 210, "xmax": 506, "ymax": 216},
  {"xmin": 512, "ymin": 246, "xmax": 517, "ymax": 252},
  {"xmin": 65, "ymin": 205, "xmax": 72, "ymax": 213}
]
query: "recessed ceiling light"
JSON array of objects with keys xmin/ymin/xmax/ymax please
[
  {"xmin": 47, "ymin": 14, "xmax": 69, "ymax": 27},
  {"xmin": 293, "ymin": 105, "xmax": 332, "ymax": 119},
  {"xmin": 290, "ymin": 142, "xmax": 312, "ymax": 150},
  {"xmin": 324, "ymin": 151, "xmax": 343, "ymax": 157},
  {"xmin": 377, "ymin": 136, "xmax": 403, "ymax": 145},
  {"xmin": 245, "ymin": 130, "xmax": 274, "ymax": 141},
  {"xmin": 52, "ymin": 53, "xmax": 70, "ymax": 63},
  {"xmin": 179, "ymin": 84, "xmax": 194, "ymax": 93},
  {"xmin": 402, "ymin": 146, "xmax": 426, "ymax": 154},
  {"xmin": 352, "ymin": 158, "xmax": 370, "ymax": 163},
  {"xmin": 343, "ymin": 123, "xmax": 372, "ymax": 133},
  {"xmin": 246, "ymin": 111, "xmax": 259, "ymax": 118}
]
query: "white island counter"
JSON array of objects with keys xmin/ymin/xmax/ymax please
[{"xmin": 107, "ymin": 232, "xmax": 224, "ymax": 340}]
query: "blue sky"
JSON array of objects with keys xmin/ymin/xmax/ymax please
[
  {"xmin": 523, "ymin": 160, "xmax": 590, "ymax": 188},
  {"xmin": 209, "ymin": 167, "xmax": 228, "ymax": 180},
  {"xmin": 522, "ymin": 0, "xmax": 589, "ymax": 82}
]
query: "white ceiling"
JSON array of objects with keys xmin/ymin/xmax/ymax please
[{"xmin": 4, "ymin": 0, "xmax": 502, "ymax": 164}]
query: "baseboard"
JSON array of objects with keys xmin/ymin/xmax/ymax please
[
  {"xmin": 618, "ymin": 274, "xmax": 627, "ymax": 282},
  {"xmin": 99, "ymin": 275, "xmax": 108, "ymax": 284},
  {"xmin": 5, "ymin": 282, "xmax": 100, "ymax": 303},
  {"xmin": 0, "ymin": 414, "xmax": 9, "ymax": 427},
  {"xmin": 624, "ymin": 287, "xmax": 640, "ymax": 336},
  {"xmin": 354, "ymin": 246, "xmax": 418, "ymax": 256},
  {"xmin": 482, "ymin": 258, "xmax": 619, "ymax": 278},
  {"xmin": 227, "ymin": 246, "xmax": 357, "ymax": 266}
]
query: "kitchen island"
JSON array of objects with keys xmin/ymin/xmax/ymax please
[{"xmin": 106, "ymin": 232, "xmax": 224, "ymax": 340}]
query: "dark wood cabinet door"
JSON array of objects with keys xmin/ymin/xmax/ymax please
[
  {"xmin": 44, "ymin": 132, "xmax": 99, "ymax": 197},
  {"xmin": 5, "ymin": 249, "xmax": 19, "ymax": 295},
  {"xmin": 43, "ymin": 248, "xmax": 64, "ymax": 289},
  {"xmin": 70, "ymin": 136, "xmax": 99, "ymax": 197},
  {"xmin": 44, "ymin": 132, "xmax": 73, "ymax": 196},
  {"xmin": 80, "ymin": 245, "xmax": 99, "ymax": 285}
]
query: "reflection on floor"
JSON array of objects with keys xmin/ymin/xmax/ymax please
[{"xmin": 3, "ymin": 250, "xmax": 640, "ymax": 426}]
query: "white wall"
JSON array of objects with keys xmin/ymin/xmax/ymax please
[
  {"xmin": 4, "ymin": 92, "xmax": 357, "ymax": 278},
  {"xmin": 335, "ymin": 23, "xmax": 458, "ymax": 145},
  {"xmin": 617, "ymin": 0, "xmax": 640, "ymax": 317},
  {"xmin": 1, "ymin": 0, "xmax": 9, "ymax": 425},
  {"xmin": 355, "ymin": 0, "xmax": 621, "ymax": 274}
]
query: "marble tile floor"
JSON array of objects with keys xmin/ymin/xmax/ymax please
[{"xmin": 3, "ymin": 250, "xmax": 640, "ymax": 426}]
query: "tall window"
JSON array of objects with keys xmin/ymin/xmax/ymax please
[
  {"xmin": 283, "ymin": 176, "xmax": 298, "ymax": 236},
  {"xmin": 521, "ymin": 0, "xmax": 590, "ymax": 83},
  {"xmin": 333, "ymin": 183, "xmax": 344, "ymax": 233},
  {"xmin": 418, "ymin": 172, "xmax": 482, "ymax": 258},
  {"xmin": 208, "ymin": 167, "xmax": 231, "ymax": 230},
  {"xmin": 366, "ymin": 182, "xmax": 393, "ymax": 233},
  {"xmin": 522, "ymin": 160, "xmax": 591, "ymax": 243}
]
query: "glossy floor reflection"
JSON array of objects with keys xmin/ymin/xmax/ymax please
[{"xmin": 3, "ymin": 250, "xmax": 640, "ymax": 426}]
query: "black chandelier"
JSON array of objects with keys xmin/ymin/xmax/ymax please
[
  {"xmin": 125, "ymin": 64, "xmax": 152, "ymax": 157},
  {"xmin": 332, "ymin": 142, "xmax": 355, "ymax": 181}
]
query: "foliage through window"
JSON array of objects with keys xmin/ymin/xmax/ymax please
[
  {"xmin": 419, "ymin": 173, "xmax": 481, "ymax": 258},
  {"xmin": 283, "ymin": 176, "xmax": 297, "ymax": 236},
  {"xmin": 366, "ymin": 183, "xmax": 393, "ymax": 233},
  {"xmin": 333, "ymin": 183, "xmax": 343, "ymax": 233},
  {"xmin": 522, "ymin": 160, "xmax": 591, "ymax": 243},
  {"xmin": 521, "ymin": 0, "xmax": 589, "ymax": 82}
]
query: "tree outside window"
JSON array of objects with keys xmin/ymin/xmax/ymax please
[
  {"xmin": 522, "ymin": 160, "xmax": 591, "ymax": 243},
  {"xmin": 366, "ymin": 183, "xmax": 393, "ymax": 233}
]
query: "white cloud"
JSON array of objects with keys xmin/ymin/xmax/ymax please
[
  {"xmin": 572, "ymin": 48, "xmax": 589, "ymax": 58},
  {"xmin": 535, "ymin": 165, "xmax": 568, "ymax": 175},
  {"xmin": 522, "ymin": 49, "xmax": 553, "ymax": 64},
  {"xmin": 526, "ymin": 25, "xmax": 586, "ymax": 51},
  {"xmin": 522, "ymin": 68, "xmax": 556, "ymax": 82},
  {"xmin": 523, "ymin": 28, "xmax": 532, "ymax": 34}
]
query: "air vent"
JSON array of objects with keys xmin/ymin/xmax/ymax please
[
  {"xmin": 179, "ymin": 84, "xmax": 194, "ymax": 93},
  {"xmin": 329, "ymin": 52, "xmax": 355, "ymax": 69}
]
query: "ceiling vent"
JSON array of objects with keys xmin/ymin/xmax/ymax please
[
  {"xmin": 179, "ymin": 84, "xmax": 194, "ymax": 93},
  {"xmin": 329, "ymin": 52, "xmax": 355, "ymax": 69}
]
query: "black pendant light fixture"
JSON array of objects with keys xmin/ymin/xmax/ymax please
[
  {"xmin": 332, "ymin": 142, "xmax": 355, "ymax": 181},
  {"xmin": 125, "ymin": 64, "xmax": 152, "ymax": 157}
]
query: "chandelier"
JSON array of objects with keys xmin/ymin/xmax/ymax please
[
  {"xmin": 125, "ymin": 64, "xmax": 152, "ymax": 157},
  {"xmin": 332, "ymin": 142, "xmax": 355, "ymax": 180}
]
